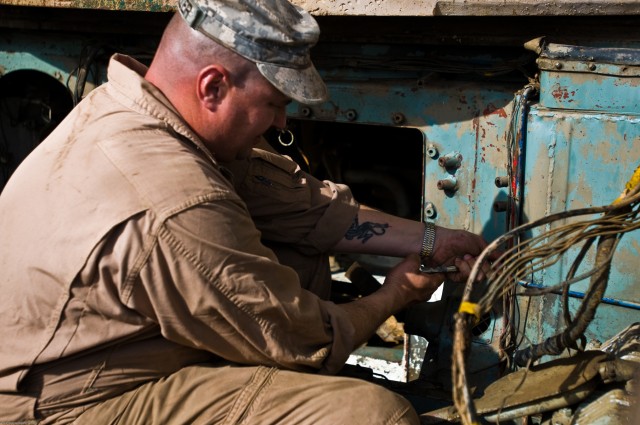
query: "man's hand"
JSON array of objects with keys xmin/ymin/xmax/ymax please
[
  {"xmin": 431, "ymin": 226, "xmax": 500, "ymax": 267},
  {"xmin": 340, "ymin": 254, "xmax": 483, "ymax": 351},
  {"xmin": 384, "ymin": 254, "xmax": 445, "ymax": 305},
  {"xmin": 445, "ymin": 255, "xmax": 491, "ymax": 283},
  {"xmin": 339, "ymin": 254, "xmax": 444, "ymax": 350}
]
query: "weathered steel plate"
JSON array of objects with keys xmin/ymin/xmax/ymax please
[
  {"xmin": 1, "ymin": 0, "xmax": 639, "ymax": 15},
  {"xmin": 474, "ymin": 351, "xmax": 608, "ymax": 413},
  {"xmin": 421, "ymin": 351, "xmax": 608, "ymax": 423},
  {"xmin": 0, "ymin": 0, "xmax": 173, "ymax": 11}
]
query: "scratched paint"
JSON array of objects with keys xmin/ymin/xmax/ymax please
[
  {"xmin": 3, "ymin": 0, "xmax": 637, "ymax": 15},
  {"xmin": 291, "ymin": 0, "xmax": 440, "ymax": 16},
  {"xmin": 288, "ymin": 78, "xmax": 516, "ymax": 243},
  {"xmin": 541, "ymin": 71, "xmax": 640, "ymax": 113},
  {"xmin": 537, "ymin": 43, "xmax": 640, "ymax": 114},
  {"xmin": 0, "ymin": 0, "xmax": 173, "ymax": 11},
  {"xmin": 286, "ymin": 74, "xmax": 515, "ymax": 387},
  {"xmin": 288, "ymin": 0, "xmax": 640, "ymax": 16},
  {"xmin": 346, "ymin": 335, "xmax": 428, "ymax": 382},
  {"xmin": 522, "ymin": 107, "xmax": 640, "ymax": 346}
]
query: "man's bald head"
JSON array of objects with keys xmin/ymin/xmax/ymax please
[
  {"xmin": 147, "ymin": 13, "xmax": 255, "ymax": 96},
  {"xmin": 144, "ymin": 11, "xmax": 293, "ymax": 161}
]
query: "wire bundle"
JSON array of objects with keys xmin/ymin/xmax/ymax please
[{"xmin": 451, "ymin": 165, "xmax": 640, "ymax": 425}]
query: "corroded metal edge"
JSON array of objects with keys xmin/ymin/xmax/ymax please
[
  {"xmin": 0, "ymin": 0, "xmax": 175, "ymax": 12},
  {"xmin": 433, "ymin": 0, "xmax": 640, "ymax": 16},
  {"xmin": 1, "ymin": 0, "xmax": 640, "ymax": 15}
]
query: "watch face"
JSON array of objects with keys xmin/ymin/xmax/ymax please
[{"xmin": 0, "ymin": 70, "xmax": 73, "ymax": 191}]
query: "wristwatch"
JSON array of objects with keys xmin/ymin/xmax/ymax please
[{"xmin": 420, "ymin": 221, "xmax": 436, "ymax": 259}]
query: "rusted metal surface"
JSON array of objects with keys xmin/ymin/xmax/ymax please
[
  {"xmin": 346, "ymin": 335, "xmax": 428, "ymax": 382},
  {"xmin": 291, "ymin": 0, "xmax": 438, "ymax": 16},
  {"xmin": 433, "ymin": 0, "xmax": 640, "ymax": 16},
  {"xmin": 571, "ymin": 388, "xmax": 634, "ymax": 425},
  {"xmin": 1, "ymin": 0, "xmax": 639, "ymax": 15},
  {"xmin": 0, "ymin": 5, "xmax": 638, "ymax": 422},
  {"xmin": 475, "ymin": 351, "xmax": 607, "ymax": 415},
  {"xmin": 536, "ymin": 42, "xmax": 640, "ymax": 113},
  {"xmin": 522, "ymin": 105, "xmax": 640, "ymax": 348},
  {"xmin": 293, "ymin": 0, "xmax": 640, "ymax": 16},
  {"xmin": 0, "ymin": 0, "xmax": 173, "ymax": 11},
  {"xmin": 518, "ymin": 41, "xmax": 640, "ymax": 358}
]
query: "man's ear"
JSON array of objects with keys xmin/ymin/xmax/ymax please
[{"xmin": 197, "ymin": 65, "xmax": 229, "ymax": 111}]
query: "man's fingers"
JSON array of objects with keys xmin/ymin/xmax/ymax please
[
  {"xmin": 454, "ymin": 257, "xmax": 472, "ymax": 278},
  {"xmin": 447, "ymin": 256, "xmax": 492, "ymax": 282}
]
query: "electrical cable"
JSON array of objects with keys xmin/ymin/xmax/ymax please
[{"xmin": 451, "ymin": 164, "xmax": 640, "ymax": 425}]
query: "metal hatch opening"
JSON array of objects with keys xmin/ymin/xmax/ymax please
[
  {"xmin": 266, "ymin": 120, "xmax": 428, "ymax": 383},
  {"xmin": 266, "ymin": 119, "xmax": 425, "ymax": 276}
]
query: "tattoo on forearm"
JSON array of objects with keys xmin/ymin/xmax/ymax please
[{"xmin": 345, "ymin": 215, "xmax": 389, "ymax": 243}]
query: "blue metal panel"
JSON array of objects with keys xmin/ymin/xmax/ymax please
[
  {"xmin": 0, "ymin": 31, "xmax": 86, "ymax": 84},
  {"xmin": 537, "ymin": 43, "xmax": 640, "ymax": 113},
  {"xmin": 288, "ymin": 79, "xmax": 517, "ymax": 243},
  {"xmin": 539, "ymin": 68, "xmax": 640, "ymax": 114},
  {"xmin": 288, "ymin": 77, "xmax": 517, "ymax": 384},
  {"xmin": 522, "ymin": 105, "xmax": 640, "ymax": 345}
]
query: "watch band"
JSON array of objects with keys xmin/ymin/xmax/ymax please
[{"xmin": 420, "ymin": 221, "xmax": 436, "ymax": 259}]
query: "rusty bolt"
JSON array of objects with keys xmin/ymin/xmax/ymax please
[
  {"xmin": 495, "ymin": 176, "xmax": 509, "ymax": 188},
  {"xmin": 438, "ymin": 152, "xmax": 463, "ymax": 169},
  {"xmin": 437, "ymin": 177, "xmax": 458, "ymax": 192}
]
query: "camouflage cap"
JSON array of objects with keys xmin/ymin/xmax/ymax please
[{"xmin": 177, "ymin": 0, "xmax": 328, "ymax": 105}]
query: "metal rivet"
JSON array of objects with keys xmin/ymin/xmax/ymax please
[
  {"xmin": 554, "ymin": 62, "xmax": 563, "ymax": 70},
  {"xmin": 588, "ymin": 63, "xmax": 597, "ymax": 71},
  {"xmin": 345, "ymin": 109, "xmax": 358, "ymax": 121},
  {"xmin": 424, "ymin": 202, "xmax": 437, "ymax": 219},
  {"xmin": 426, "ymin": 144, "xmax": 439, "ymax": 159},
  {"xmin": 391, "ymin": 112, "xmax": 405, "ymax": 125},
  {"xmin": 300, "ymin": 107, "xmax": 312, "ymax": 117}
]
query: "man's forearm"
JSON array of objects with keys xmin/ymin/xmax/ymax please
[
  {"xmin": 333, "ymin": 205, "xmax": 425, "ymax": 258},
  {"xmin": 337, "ymin": 254, "xmax": 441, "ymax": 350},
  {"xmin": 333, "ymin": 205, "xmax": 494, "ymax": 268},
  {"xmin": 338, "ymin": 285, "xmax": 402, "ymax": 349}
]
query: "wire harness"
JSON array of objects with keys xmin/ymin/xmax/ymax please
[{"xmin": 451, "ymin": 164, "xmax": 640, "ymax": 425}]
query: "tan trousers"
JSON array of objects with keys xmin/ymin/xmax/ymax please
[{"xmin": 41, "ymin": 364, "xmax": 419, "ymax": 425}]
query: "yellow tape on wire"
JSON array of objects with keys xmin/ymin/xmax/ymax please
[
  {"xmin": 458, "ymin": 301, "xmax": 482, "ymax": 324},
  {"xmin": 613, "ymin": 164, "xmax": 640, "ymax": 205}
]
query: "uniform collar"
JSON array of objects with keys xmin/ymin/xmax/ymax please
[{"xmin": 106, "ymin": 53, "xmax": 220, "ymax": 167}]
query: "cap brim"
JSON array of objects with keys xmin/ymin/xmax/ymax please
[{"xmin": 257, "ymin": 61, "xmax": 328, "ymax": 105}]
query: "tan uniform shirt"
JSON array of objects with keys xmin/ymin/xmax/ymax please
[{"xmin": 0, "ymin": 54, "xmax": 358, "ymax": 421}]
